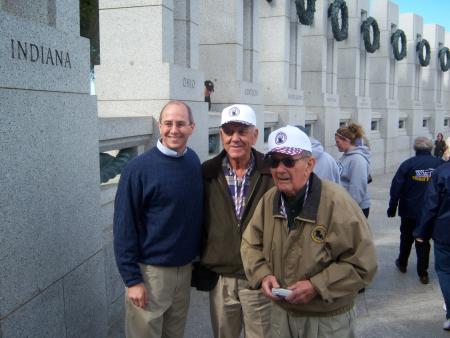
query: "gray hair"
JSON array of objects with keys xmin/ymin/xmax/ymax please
[
  {"xmin": 413, "ymin": 137, "xmax": 433, "ymax": 151},
  {"xmin": 300, "ymin": 150, "xmax": 312, "ymax": 158}
]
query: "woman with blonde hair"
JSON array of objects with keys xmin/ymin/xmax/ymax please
[
  {"xmin": 443, "ymin": 136, "xmax": 450, "ymax": 161},
  {"xmin": 335, "ymin": 123, "xmax": 371, "ymax": 217}
]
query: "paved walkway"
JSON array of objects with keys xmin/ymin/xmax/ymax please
[{"xmin": 184, "ymin": 172, "xmax": 449, "ymax": 337}]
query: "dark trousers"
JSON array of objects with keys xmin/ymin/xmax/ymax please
[
  {"xmin": 362, "ymin": 208, "xmax": 370, "ymax": 218},
  {"xmin": 398, "ymin": 217, "xmax": 431, "ymax": 277},
  {"xmin": 435, "ymin": 242, "xmax": 450, "ymax": 319}
]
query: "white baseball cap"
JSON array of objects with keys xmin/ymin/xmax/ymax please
[
  {"xmin": 267, "ymin": 125, "xmax": 312, "ymax": 156},
  {"xmin": 221, "ymin": 104, "xmax": 256, "ymax": 126}
]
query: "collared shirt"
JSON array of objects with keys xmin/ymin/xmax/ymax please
[
  {"xmin": 222, "ymin": 153, "xmax": 255, "ymax": 222},
  {"xmin": 157, "ymin": 139, "xmax": 187, "ymax": 157},
  {"xmin": 279, "ymin": 179, "xmax": 310, "ymax": 229}
]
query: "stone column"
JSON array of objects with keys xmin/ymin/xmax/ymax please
[
  {"xmin": 199, "ymin": 0, "xmax": 264, "ymax": 150},
  {"xmin": 0, "ymin": 0, "xmax": 107, "ymax": 337},
  {"xmin": 397, "ymin": 13, "xmax": 426, "ymax": 155},
  {"xmin": 369, "ymin": 0, "xmax": 401, "ymax": 173},
  {"xmin": 301, "ymin": 0, "xmax": 341, "ymax": 155},
  {"xmin": 95, "ymin": 0, "xmax": 208, "ymax": 160},
  {"xmin": 422, "ymin": 24, "xmax": 446, "ymax": 138},
  {"xmin": 336, "ymin": 0, "xmax": 372, "ymax": 134},
  {"xmin": 258, "ymin": 0, "xmax": 305, "ymax": 127}
]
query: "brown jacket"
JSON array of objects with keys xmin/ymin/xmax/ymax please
[
  {"xmin": 241, "ymin": 174, "xmax": 377, "ymax": 316},
  {"xmin": 200, "ymin": 149, "xmax": 274, "ymax": 278}
]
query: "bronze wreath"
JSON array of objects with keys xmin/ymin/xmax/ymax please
[
  {"xmin": 361, "ymin": 17, "xmax": 380, "ymax": 53},
  {"xmin": 416, "ymin": 39, "xmax": 431, "ymax": 67},
  {"xmin": 391, "ymin": 29, "xmax": 407, "ymax": 61},
  {"xmin": 295, "ymin": 0, "xmax": 315, "ymax": 26},
  {"xmin": 439, "ymin": 47, "xmax": 450, "ymax": 72},
  {"xmin": 328, "ymin": 0, "xmax": 348, "ymax": 41}
]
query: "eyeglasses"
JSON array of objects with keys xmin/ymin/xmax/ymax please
[
  {"xmin": 161, "ymin": 121, "xmax": 191, "ymax": 129},
  {"xmin": 268, "ymin": 156, "xmax": 303, "ymax": 168}
]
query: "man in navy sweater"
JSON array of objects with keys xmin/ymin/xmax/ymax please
[
  {"xmin": 387, "ymin": 136, "xmax": 444, "ymax": 284},
  {"xmin": 113, "ymin": 100, "xmax": 203, "ymax": 338}
]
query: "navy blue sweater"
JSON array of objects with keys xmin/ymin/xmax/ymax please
[
  {"xmin": 389, "ymin": 150, "xmax": 444, "ymax": 219},
  {"xmin": 113, "ymin": 147, "xmax": 203, "ymax": 287}
]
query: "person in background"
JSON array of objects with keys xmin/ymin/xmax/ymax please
[
  {"xmin": 241, "ymin": 125, "xmax": 377, "ymax": 338},
  {"xmin": 113, "ymin": 101, "xmax": 202, "ymax": 338},
  {"xmin": 296, "ymin": 126, "xmax": 340, "ymax": 183},
  {"xmin": 335, "ymin": 123, "xmax": 371, "ymax": 217},
  {"xmin": 199, "ymin": 104, "xmax": 273, "ymax": 338},
  {"xmin": 204, "ymin": 80, "xmax": 214, "ymax": 111},
  {"xmin": 443, "ymin": 136, "xmax": 450, "ymax": 161},
  {"xmin": 414, "ymin": 162, "xmax": 450, "ymax": 330},
  {"xmin": 387, "ymin": 137, "xmax": 444, "ymax": 284},
  {"xmin": 434, "ymin": 133, "xmax": 446, "ymax": 159}
]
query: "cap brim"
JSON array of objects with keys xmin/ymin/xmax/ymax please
[
  {"xmin": 266, "ymin": 147, "xmax": 305, "ymax": 156},
  {"xmin": 221, "ymin": 120, "xmax": 255, "ymax": 127}
]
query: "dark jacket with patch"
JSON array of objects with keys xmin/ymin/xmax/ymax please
[
  {"xmin": 241, "ymin": 174, "xmax": 378, "ymax": 316},
  {"xmin": 200, "ymin": 149, "xmax": 274, "ymax": 278},
  {"xmin": 389, "ymin": 150, "xmax": 444, "ymax": 219},
  {"xmin": 414, "ymin": 162, "xmax": 450, "ymax": 246}
]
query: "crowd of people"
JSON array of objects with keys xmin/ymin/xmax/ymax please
[{"xmin": 112, "ymin": 100, "xmax": 449, "ymax": 337}]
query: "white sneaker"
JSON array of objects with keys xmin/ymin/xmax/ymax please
[
  {"xmin": 444, "ymin": 319, "xmax": 450, "ymax": 331},
  {"xmin": 444, "ymin": 302, "xmax": 447, "ymax": 312}
]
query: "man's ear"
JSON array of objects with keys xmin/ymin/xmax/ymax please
[
  {"xmin": 252, "ymin": 128, "xmax": 259, "ymax": 145},
  {"xmin": 307, "ymin": 157, "xmax": 316, "ymax": 172}
]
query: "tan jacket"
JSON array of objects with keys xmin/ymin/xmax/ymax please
[{"xmin": 241, "ymin": 174, "xmax": 377, "ymax": 316}]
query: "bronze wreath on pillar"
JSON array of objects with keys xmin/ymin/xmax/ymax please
[
  {"xmin": 391, "ymin": 29, "xmax": 407, "ymax": 61},
  {"xmin": 361, "ymin": 17, "xmax": 380, "ymax": 53},
  {"xmin": 328, "ymin": 0, "xmax": 348, "ymax": 41},
  {"xmin": 416, "ymin": 39, "xmax": 431, "ymax": 67},
  {"xmin": 439, "ymin": 47, "xmax": 450, "ymax": 72},
  {"xmin": 295, "ymin": 0, "xmax": 315, "ymax": 26}
]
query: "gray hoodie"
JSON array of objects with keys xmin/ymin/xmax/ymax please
[
  {"xmin": 337, "ymin": 146, "xmax": 371, "ymax": 209},
  {"xmin": 310, "ymin": 138, "xmax": 341, "ymax": 184}
]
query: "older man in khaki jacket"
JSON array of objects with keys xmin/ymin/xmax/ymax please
[{"xmin": 241, "ymin": 125, "xmax": 377, "ymax": 338}]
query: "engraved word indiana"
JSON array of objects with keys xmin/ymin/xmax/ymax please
[{"xmin": 10, "ymin": 39, "xmax": 71, "ymax": 68}]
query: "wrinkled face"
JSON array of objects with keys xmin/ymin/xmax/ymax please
[
  {"xmin": 269, "ymin": 153, "xmax": 316, "ymax": 197},
  {"xmin": 335, "ymin": 134, "xmax": 352, "ymax": 152},
  {"xmin": 220, "ymin": 122, "xmax": 258, "ymax": 161},
  {"xmin": 159, "ymin": 103, "xmax": 194, "ymax": 153}
]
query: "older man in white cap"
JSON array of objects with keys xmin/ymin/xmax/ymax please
[
  {"xmin": 197, "ymin": 104, "xmax": 273, "ymax": 338},
  {"xmin": 241, "ymin": 125, "xmax": 377, "ymax": 338}
]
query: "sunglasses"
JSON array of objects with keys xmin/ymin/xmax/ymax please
[{"xmin": 268, "ymin": 156, "xmax": 302, "ymax": 168}]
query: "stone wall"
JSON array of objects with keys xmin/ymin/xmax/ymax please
[{"xmin": 3, "ymin": 0, "xmax": 450, "ymax": 337}]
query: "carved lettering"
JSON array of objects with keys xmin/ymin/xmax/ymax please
[
  {"xmin": 288, "ymin": 94, "xmax": 303, "ymax": 100},
  {"xmin": 10, "ymin": 39, "xmax": 72, "ymax": 69},
  {"xmin": 182, "ymin": 78, "xmax": 195, "ymax": 88},
  {"xmin": 17, "ymin": 40, "xmax": 27, "ymax": 60},
  {"xmin": 64, "ymin": 53, "xmax": 71, "ymax": 68},
  {"xmin": 30, "ymin": 44, "xmax": 39, "ymax": 62},
  {"xmin": 46, "ymin": 47, "xmax": 54, "ymax": 65},
  {"xmin": 244, "ymin": 89, "xmax": 258, "ymax": 96},
  {"xmin": 55, "ymin": 49, "xmax": 62, "ymax": 66}
]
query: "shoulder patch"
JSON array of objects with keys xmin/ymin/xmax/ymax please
[{"xmin": 311, "ymin": 225, "xmax": 327, "ymax": 243}]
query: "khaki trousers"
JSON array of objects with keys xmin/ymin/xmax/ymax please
[
  {"xmin": 271, "ymin": 303, "xmax": 356, "ymax": 338},
  {"xmin": 209, "ymin": 275, "xmax": 272, "ymax": 338},
  {"xmin": 125, "ymin": 263, "xmax": 192, "ymax": 338}
]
